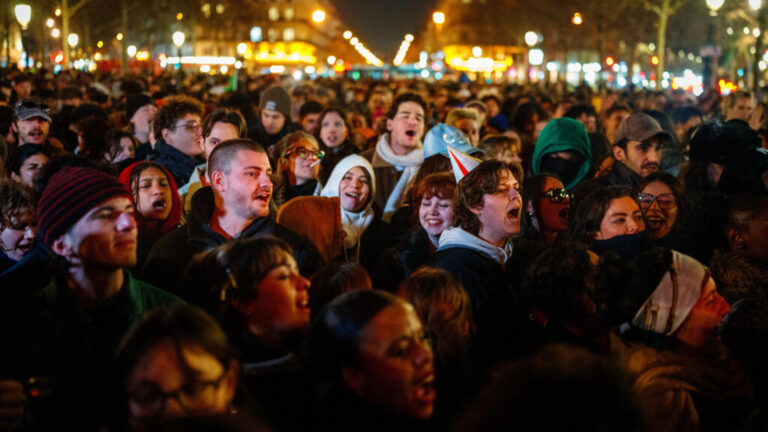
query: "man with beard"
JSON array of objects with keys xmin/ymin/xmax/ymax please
[
  {"xmin": 141, "ymin": 139, "xmax": 320, "ymax": 295},
  {"xmin": 596, "ymin": 113, "xmax": 672, "ymax": 189},
  {"xmin": 0, "ymin": 167, "xmax": 180, "ymax": 431},
  {"xmin": 10, "ymin": 98, "xmax": 64, "ymax": 155}
]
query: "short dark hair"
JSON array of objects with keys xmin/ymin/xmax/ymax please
[
  {"xmin": 5, "ymin": 143, "xmax": 49, "ymax": 177},
  {"xmin": 309, "ymin": 261, "xmax": 372, "ymax": 320},
  {"xmin": 725, "ymin": 193, "xmax": 768, "ymax": 231},
  {"xmin": 569, "ymin": 186, "xmax": 640, "ymax": 244},
  {"xmin": 563, "ymin": 104, "xmax": 597, "ymax": 120},
  {"xmin": 454, "ymin": 160, "xmax": 523, "ymax": 235},
  {"xmin": 202, "ymin": 107, "xmax": 246, "ymax": 140},
  {"xmin": 105, "ymin": 130, "xmax": 139, "ymax": 162},
  {"xmin": 671, "ymin": 105, "xmax": 702, "ymax": 125},
  {"xmin": 299, "ymin": 101, "xmax": 323, "ymax": 119},
  {"xmin": 207, "ymin": 139, "xmax": 266, "ymax": 176},
  {"xmin": 385, "ymin": 92, "xmax": 428, "ymax": 122},
  {"xmin": 152, "ymin": 95, "xmax": 204, "ymax": 142}
]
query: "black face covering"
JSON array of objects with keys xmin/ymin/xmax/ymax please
[
  {"xmin": 540, "ymin": 153, "xmax": 584, "ymax": 186},
  {"xmin": 593, "ymin": 231, "xmax": 652, "ymax": 264}
]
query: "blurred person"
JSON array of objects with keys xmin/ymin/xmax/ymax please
[
  {"xmin": 606, "ymin": 248, "xmax": 750, "ymax": 432},
  {"xmin": 118, "ymin": 161, "xmax": 182, "ymax": 270},
  {"xmin": 251, "ymin": 86, "xmax": 298, "ymax": 152},
  {"xmin": 723, "ymin": 90, "xmax": 753, "ymax": 122},
  {"xmin": 0, "ymin": 181, "xmax": 36, "ymax": 274},
  {"xmin": 126, "ymin": 94, "xmax": 157, "ymax": 159},
  {"xmin": 445, "ymin": 107, "xmax": 481, "ymax": 147},
  {"xmin": 316, "ymin": 107, "xmax": 360, "ymax": 185},
  {"xmin": 112, "ymin": 305, "xmax": 243, "ymax": 431},
  {"xmin": 671, "ymin": 105, "xmax": 702, "ymax": 150},
  {"xmin": 373, "ymin": 173, "xmax": 456, "ymax": 292},
  {"xmin": 105, "ymin": 130, "xmax": 139, "ymax": 165},
  {"xmin": 361, "ymin": 93, "xmax": 427, "ymax": 221},
  {"xmin": 309, "ymin": 261, "xmax": 372, "ymax": 321},
  {"xmin": 600, "ymin": 103, "xmax": 632, "ymax": 144},
  {"xmin": 321, "ymin": 155, "xmax": 392, "ymax": 274},
  {"xmin": 11, "ymin": 98, "xmax": 63, "ymax": 154},
  {"xmin": 563, "ymin": 104, "xmax": 598, "ymax": 133},
  {"xmin": 75, "ymin": 115, "xmax": 110, "ymax": 160},
  {"xmin": 5, "ymin": 143, "xmax": 49, "ymax": 188},
  {"xmin": 10, "ymin": 74, "xmax": 32, "ymax": 103},
  {"xmin": 272, "ymin": 131, "xmax": 324, "ymax": 208},
  {"xmin": 311, "ymin": 290, "xmax": 436, "ymax": 431},
  {"xmin": 478, "ymin": 134, "xmax": 522, "ymax": 164},
  {"xmin": 151, "ymin": 95, "xmax": 205, "ymax": 187},
  {"xmin": 298, "ymin": 100, "xmax": 323, "ymax": 134},
  {"xmin": 142, "ymin": 139, "xmax": 320, "ymax": 295},
  {"xmin": 0, "ymin": 167, "xmax": 181, "ymax": 431}
]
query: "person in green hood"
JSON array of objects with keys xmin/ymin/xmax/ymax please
[{"xmin": 532, "ymin": 117, "xmax": 592, "ymax": 191}]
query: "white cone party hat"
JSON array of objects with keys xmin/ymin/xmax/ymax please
[{"xmin": 447, "ymin": 146, "xmax": 483, "ymax": 182}]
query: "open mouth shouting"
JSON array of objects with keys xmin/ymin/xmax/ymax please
[
  {"xmin": 558, "ymin": 207, "xmax": 569, "ymax": 223},
  {"xmin": 412, "ymin": 370, "xmax": 436, "ymax": 410},
  {"xmin": 646, "ymin": 214, "xmax": 666, "ymax": 231}
]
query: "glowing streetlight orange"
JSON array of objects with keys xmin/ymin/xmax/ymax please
[
  {"xmin": 433, "ymin": 11, "xmax": 445, "ymax": 24},
  {"xmin": 572, "ymin": 12, "xmax": 583, "ymax": 25},
  {"xmin": 312, "ymin": 9, "xmax": 326, "ymax": 23}
]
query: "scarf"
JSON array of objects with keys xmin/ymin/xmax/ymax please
[
  {"xmin": 374, "ymin": 134, "xmax": 423, "ymax": 221},
  {"xmin": 341, "ymin": 207, "xmax": 375, "ymax": 251}
]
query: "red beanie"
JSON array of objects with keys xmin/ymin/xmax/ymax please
[{"xmin": 37, "ymin": 167, "xmax": 131, "ymax": 247}]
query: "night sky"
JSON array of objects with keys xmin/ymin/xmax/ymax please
[{"xmin": 331, "ymin": 0, "xmax": 436, "ymax": 60}]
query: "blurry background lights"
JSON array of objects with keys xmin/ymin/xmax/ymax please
[
  {"xmin": 750, "ymin": 0, "xmax": 762, "ymax": 9},
  {"xmin": 54, "ymin": 7, "xmax": 61, "ymax": 16},
  {"xmin": 14, "ymin": 4, "xmax": 31, "ymax": 29},
  {"xmin": 127, "ymin": 45, "xmax": 137, "ymax": 57},
  {"xmin": 343, "ymin": 31, "xmax": 352, "ymax": 39},
  {"xmin": 528, "ymin": 48, "xmax": 544, "ymax": 66},
  {"xmin": 472, "ymin": 46, "xmax": 482, "ymax": 57},
  {"xmin": 45, "ymin": 18, "xmax": 54, "ymax": 28},
  {"xmin": 350, "ymin": 37, "xmax": 359, "ymax": 45},
  {"xmin": 572, "ymin": 12, "xmax": 583, "ymax": 25},
  {"xmin": 432, "ymin": 11, "xmax": 445, "ymax": 24},
  {"xmin": 405, "ymin": 34, "xmax": 414, "ymax": 42},
  {"xmin": 116, "ymin": 32, "xmax": 124, "ymax": 41},
  {"xmin": 605, "ymin": 56, "xmax": 615, "ymax": 66},
  {"xmin": 51, "ymin": 28, "xmax": 60, "ymax": 38},
  {"xmin": 327, "ymin": 55, "xmax": 336, "ymax": 64},
  {"xmin": 172, "ymin": 31, "xmax": 185, "ymax": 48},
  {"xmin": 706, "ymin": 0, "xmax": 725, "ymax": 10},
  {"xmin": 524, "ymin": 31, "xmax": 538, "ymax": 47},
  {"xmin": 311, "ymin": 9, "xmax": 326, "ymax": 23},
  {"xmin": 67, "ymin": 33, "xmax": 79, "ymax": 48},
  {"xmin": 236, "ymin": 42, "xmax": 247, "ymax": 55}
]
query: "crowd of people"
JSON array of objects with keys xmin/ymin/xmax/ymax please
[{"xmin": 0, "ymin": 67, "xmax": 767, "ymax": 431}]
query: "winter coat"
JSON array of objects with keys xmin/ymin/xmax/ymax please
[
  {"xmin": 610, "ymin": 332, "xmax": 753, "ymax": 432},
  {"xmin": 0, "ymin": 271, "xmax": 182, "ymax": 431},
  {"xmin": 141, "ymin": 186, "xmax": 321, "ymax": 296},
  {"xmin": 710, "ymin": 250, "xmax": 768, "ymax": 304},
  {"xmin": 372, "ymin": 228, "xmax": 434, "ymax": 292},
  {"xmin": 149, "ymin": 139, "xmax": 203, "ymax": 188}
]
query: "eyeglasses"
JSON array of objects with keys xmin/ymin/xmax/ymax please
[
  {"xmin": 286, "ymin": 147, "xmax": 325, "ymax": 160},
  {"xmin": 638, "ymin": 192, "xmax": 677, "ymax": 210},
  {"xmin": 542, "ymin": 188, "xmax": 573, "ymax": 203},
  {"xmin": 173, "ymin": 121, "xmax": 201, "ymax": 132},
  {"xmin": 127, "ymin": 370, "xmax": 228, "ymax": 413}
]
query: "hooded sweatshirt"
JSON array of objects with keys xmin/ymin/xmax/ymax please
[
  {"xmin": 532, "ymin": 118, "xmax": 592, "ymax": 190},
  {"xmin": 437, "ymin": 226, "xmax": 514, "ymax": 267},
  {"xmin": 321, "ymin": 155, "xmax": 377, "ymax": 263}
]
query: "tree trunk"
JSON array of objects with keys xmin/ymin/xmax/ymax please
[{"xmin": 656, "ymin": 0, "xmax": 669, "ymax": 81}]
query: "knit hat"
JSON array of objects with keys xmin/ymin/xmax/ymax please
[
  {"xmin": 37, "ymin": 167, "xmax": 131, "ymax": 247},
  {"xmin": 259, "ymin": 86, "xmax": 292, "ymax": 119},
  {"xmin": 126, "ymin": 94, "xmax": 153, "ymax": 121},
  {"xmin": 689, "ymin": 120, "xmax": 760, "ymax": 165}
]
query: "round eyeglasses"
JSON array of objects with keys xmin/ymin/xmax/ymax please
[{"xmin": 286, "ymin": 147, "xmax": 325, "ymax": 160}]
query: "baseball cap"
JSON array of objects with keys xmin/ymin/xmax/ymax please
[
  {"xmin": 14, "ymin": 99, "xmax": 52, "ymax": 122},
  {"xmin": 614, "ymin": 113, "xmax": 673, "ymax": 145}
]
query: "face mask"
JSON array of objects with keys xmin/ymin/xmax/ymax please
[
  {"xmin": 540, "ymin": 154, "xmax": 584, "ymax": 186},
  {"xmin": 593, "ymin": 231, "xmax": 651, "ymax": 264}
]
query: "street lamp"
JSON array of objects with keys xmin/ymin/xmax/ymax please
[
  {"xmin": 51, "ymin": 28, "xmax": 60, "ymax": 38},
  {"xmin": 432, "ymin": 11, "xmax": 445, "ymax": 24},
  {"xmin": 67, "ymin": 33, "xmax": 78, "ymax": 48},
  {"xmin": 704, "ymin": 0, "xmax": 724, "ymax": 89},
  {"xmin": 312, "ymin": 9, "xmax": 326, "ymax": 23},
  {"xmin": 172, "ymin": 31, "xmax": 185, "ymax": 51},
  {"xmin": 127, "ymin": 45, "xmax": 137, "ymax": 57},
  {"xmin": 524, "ymin": 31, "xmax": 538, "ymax": 47},
  {"xmin": 14, "ymin": 4, "xmax": 31, "ymax": 29}
]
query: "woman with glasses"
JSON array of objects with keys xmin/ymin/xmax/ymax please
[
  {"xmin": 321, "ymin": 154, "xmax": 393, "ymax": 274},
  {"xmin": 311, "ymin": 290, "xmax": 436, "ymax": 431},
  {"xmin": 316, "ymin": 107, "xmax": 362, "ymax": 185},
  {"xmin": 112, "ymin": 304, "xmax": 243, "ymax": 431},
  {"xmin": 273, "ymin": 131, "xmax": 325, "ymax": 208}
]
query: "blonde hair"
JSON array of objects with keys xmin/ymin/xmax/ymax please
[{"xmin": 446, "ymin": 108, "xmax": 480, "ymax": 127}]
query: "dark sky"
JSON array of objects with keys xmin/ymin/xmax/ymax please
[{"xmin": 331, "ymin": 0, "xmax": 436, "ymax": 60}]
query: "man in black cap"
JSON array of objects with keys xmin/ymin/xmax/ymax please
[
  {"xmin": 10, "ymin": 98, "xmax": 64, "ymax": 155},
  {"xmin": 249, "ymin": 86, "xmax": 298, "ymax": 154},
  {"xmin": 598, "ymin": 112, "xmax": 674, "ymax": 188},
  {"xmin": 125, "ymin": 94, "xmax": 156, "ymax": 160}
]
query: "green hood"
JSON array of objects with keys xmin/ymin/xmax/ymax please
[{"xmin": 532, "ymin": 117, "xmax": 592, "ymax": 189}]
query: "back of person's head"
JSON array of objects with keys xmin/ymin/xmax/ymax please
[
  {"xmin": 478, "ymin": 134, "xmax": 521, "ymax": 161},
  {"xmin": 720, "ymin": 299, "xmax": 768, "ymax": 408},
  {"xmin": 202, "ymin": 107, "xmax": 247, "ymax": 140},
  {"xmin": 452, "ymin": 344, "xmax": 642, "ymax": 432},
  {"xmin": 454, "ymin": 159, "xmax": 523, "ymax": 235},
  {"xmin": 299, "ymin": 100, "xmax": 323, "ymax": 119},
  {"xmin": 76, "ymin": 115, "xmax": 111, "ymax": 160},
  {"xmin": 208, "ymin": 139, "xmax": 266, "ymax": 176},
  {"xmin": 521, "ymin": 243, "xmax": 594, "ymax": 321},
  {"xmin": 153, "ymin": 95, "xmax": 205, "ymax": 142},
  {"xmin": 563, "ymin": 104, "xmax": 597, "ymax": 119},
  {"xmin": 672, "ymin": 105, "xmax": 702, "ymax": 125},
  {"xmin": 309, "ymin": 261, "xmax": 372, "ymax": 320},
  {"xmin": 398, "ymin": 267, "xmax": 472, "ymax": 361}
]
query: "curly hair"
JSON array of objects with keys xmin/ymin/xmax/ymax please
[
  {"xmin": 152, "ymin": 95, "xmax": 204, "ymax": 142},
  {"xmin": 453, "ymin": 160, "xmax": 523, "ymax": 235}
]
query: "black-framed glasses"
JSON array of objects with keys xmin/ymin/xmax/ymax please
[
  {"xmin": 638, "ymin": 192, "xmax": 677, "ymax": 210},
  {"xmin": 127, "ymin": 370, "xmax": 228, "ymax": 413},
  {"xmin": 172, "ymin": 121, "xmax": 201, "ymax": 132},
  {"xmin": 286, "ymin": 147, "xmax": 325, "ymax": 160},
  {"xmin": 542, "ymin": 188, "xmax": 572, "ymax": 203}
]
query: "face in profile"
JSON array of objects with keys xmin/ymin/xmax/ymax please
[
  {"xmin": 595, "ymin": 196, "xmax": 645, "ymax": 240},
  {"xmin": 343, "ymin": 301, "xmax": 435, "ymax": 420},
  {"xmin": 125, "ymin": 340, "xmax": 238, "ymax": 430},
  {"xmin": 675, "ymin": 276, "xmax": 730, "ymax": 351},
  {"xmin": 339, "ymin": 166, "xmax": 371, "ymax": 213}
]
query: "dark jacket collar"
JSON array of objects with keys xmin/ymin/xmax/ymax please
[
  {"xmin": 186, "ymin": 186, "xmax": 274, "ymax": 246},
  {"xmin": 607, "ymin": 160, "xmax": 643, "ymax": 188}
]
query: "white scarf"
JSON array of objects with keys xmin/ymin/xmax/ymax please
[
  {"xmin": 374, "ymin": 134, "xmax": 423, "ymax": 221},
  {"xmin": 341, "ymin": 207, "xmax": 375, "ymax": 250}
]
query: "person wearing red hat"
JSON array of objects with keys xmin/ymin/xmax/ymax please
[{"xmin": 0, "ymin": 166, "xmax": 181, "ymax": 431}]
